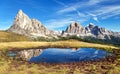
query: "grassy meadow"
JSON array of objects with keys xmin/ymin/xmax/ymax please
[
  {"xmin": 0, "ymin": 31, "xmax": 29, "ymax": 42},
  {"xmin": 0, "ymin": 40, "xmax": 118, "ymax": 51},
  {"xmin": 0, "ymin": 31, "xmax": 120, "ymax": 74}
]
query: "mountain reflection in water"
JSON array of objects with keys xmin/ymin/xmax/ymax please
[{"xmin": 22, "ymin": 48, "xmax": 110, "ymax": 63}]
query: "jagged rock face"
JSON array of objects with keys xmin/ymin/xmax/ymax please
[
  {"xmin": 8, "ymin": 10, "xmax": 55, "ymax": 37},
  {"xmin": 65, "ymin": 22, "xmax": 84, "ymax": 33},
  {"xmin": 63, "ymin": 22, "xmax": 120, "ymax": 39},
  {"xmin": 85, "ymin": 23, "xmax": 114, "ymax": 39},
  {"xmin": 85, "ymin": 23, "xmax": 112, "ymax": 36},
  {"xmin": 63, "ymin": 22, "xmax": 87, "ymax": 36},
  {"xmin": 17, "ymin": 49, "xmax": 43, "ymax": 61}
]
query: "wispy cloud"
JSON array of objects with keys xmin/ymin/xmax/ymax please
[
  {"xmin": 44, "ymin": 17, "xmax": 87, "ymax": 30},
  {"xmin": 53, "ymin": 0, "xmax": 66, "ymax": 7},
  {"xmin": 44, "ymin": 18, "xmax": 73, "ymax": 30},
  {"xmin": 46, "ymin": 0, "xmax": 120, "ymax": 30},
  {"xmin": 88, "ymin": 0, "xmax": 106, "ymax": 5},
  {"xmin": 89, "ymin": 5, "xmax": 120, "ymax": 20},
  {"xmin": 54, "ymin": 0, "xmax": 86, "ymax": 18},
  {"xmin": 93, "ymin": 16, "xmax": 99, "ymax": 22},
  {"xmin": 53, "ymin": 0, "xmax": 75, "ymax": 16},
  {"xmin": 57, "ymin": 0, "xmax": 107, "ymax": 14},
  {"xmin": 50, "ymin": 0, "xmax": 87, "ymax": 30},
  {"xmin": 93, "ymin": 5, "xmax": 120, "ymax": 15},
  {"xmin": 55, "ymin": 0, "xmax": 109, "ymax": 23},
  {"xmin": 88, "ymin": 13, "xmax": 99, "ymax": 22}
]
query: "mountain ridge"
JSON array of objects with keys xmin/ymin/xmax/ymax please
[
  {"xmin": 7, "ymin": 9, "xmax": 120, "ymax": 41},
  {"xmin": 62, "ymin": 22, "xmax": 120, "ymax": 40},
  {"xmin": 7, "ymin": 9, "xmax": 56, "ymax": 38}
]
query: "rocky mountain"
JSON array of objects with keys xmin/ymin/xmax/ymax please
[
  {"xmin": 62, "ymin": 22, "xmax": 120, "ymax": 39},
  {"xmin": 7, "ymin": 9, "xmax": 120, "ymax": 41},
  {"xmin": 7, "ymin": 10, "xmax": 56, "ymax": 38},
  {"xmin": 17, "ymin": 49, "xmax": 43, "ymax": 61}
]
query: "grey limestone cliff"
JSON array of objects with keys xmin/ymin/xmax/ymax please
[
  {"xmin": 63, "ymin": 22, "xmax": 120, "ymax": 39},
  {"xmin": 8, "ymin": 9, "xmax": 56, "ymax": 38}
]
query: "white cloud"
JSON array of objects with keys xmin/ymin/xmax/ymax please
[
  {"xmin": 52, "ymin": 0, "xmax": 87, "ymax": 28},
  {"xmin": 57, "ymin": 0, "xmax": 107, "ymax": 14},
  {"xmin": 101, "ymin": 10, "xmax": 120, "ymax": 19},
  {"xmin": 44, "ymin": 18, "xmax": 73, "ymax": 30},
  {"xmin": 93, "ymin": 16, "xmax": 99, "ymax": 22},
  {"xmin": 54, "ymin": 0, "xmax": 85, "ymax": 18},
  {"xmin": 49, "ymin": 0, "xmax": 120, "ymax": 30},
  {"xmin": 57, "ymin": 6, "xmax": 76, "ymax": 14},
  {"xmin": 53, "ymin": 0, "xmax": 66, "ymax": 7},
  {"xmin": 44, "ymin": 17, "xmax": 86, "ymax": 30},
  {"xmin": 87, "ymin": 13, "xmax": 99, "ymax": 22},
  {"xmin": 91, "ymin": 5, "xmax": 120, "ymax": 19},
  {"xmin": 88, "ymin": 0, "xmax": 106, "ymax": 5},
  {"xmin": 93, "ymin": 5, "xmax": 120, "ymax": 15},
  {"xmin": 55, "ymin": 0, "xmax": 110, "ymax": 23}
]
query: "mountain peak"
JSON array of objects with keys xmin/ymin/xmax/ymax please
[
  {"xmin": 8, "ymin": 10, "xmax": 56, "ymax": 37},
  {"xmin": 89, "ymin": 23, "xmax": 95, "ymax": 25},
  {"xmin": 87, "ymin": 23, "xmax": 96, "ymax": 29},
  {"xmin": 17, "ymin": 9, "xmax": 24, "ymax": 15},
  {"xmin": 65, "ymin": 22, "xmax": 84, "ymax": 33},
  {"xmin": 89, "ymin": 23, "xmax": 95, "ymax": 26},
  {"xmin": 70, "ymin": 22, "xmax": 82, "ymax": 27},
  {"xmin": 18, "ymin": 9, "xmax": 23, "ymax": 13}
]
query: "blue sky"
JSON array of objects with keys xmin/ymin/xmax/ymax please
[{"xmin": 0, "ymin": 0, "xmax": 120, "ymax": 32}]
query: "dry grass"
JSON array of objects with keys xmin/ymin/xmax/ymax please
[
  {"xmin": 0, "ymin": 39, "xmax": 120, "ymax": 74},
  {"xmin": 0, "ymin": 31, "xmax": 119, "ymax": 51},
  {"xmin": 0, "ymin": 55, "xmax": 120, "ymax": 74},
  {"xmin": 0, "ymin": 31, "xmax": 120, "ymax": 74},
  {"xmin": 0, "ymin": 40, "xmax": 118, "ymax": 51},
  {"xmin": 0, "ymin": 31, "xmax": 29, "ymax": 42}
]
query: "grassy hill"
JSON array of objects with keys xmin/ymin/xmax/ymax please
[{"xmin": 0, "ymin": 30, "xmax": 29, "ymax": 42}]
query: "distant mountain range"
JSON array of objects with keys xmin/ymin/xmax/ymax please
[
  {"xmin": 7, "ymin": 10, "xmax": 120, "ymax": 44},
  {"xmin": 62, "ymin": 22, "xmax": 120, "ymax": 40}
]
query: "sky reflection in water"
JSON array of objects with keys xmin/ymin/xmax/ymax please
[{"xmin": 30, "ymin": 48, "xmax": 109, "ymax": 63}]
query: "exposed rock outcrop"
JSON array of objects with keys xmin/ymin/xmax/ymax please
[
  {"xmin": 17, "ymin": 49, "xmax": 43, "ymax": 61},
  {"xmin": 62, "ymin": 22, "xmax": 120, "ymax": 39},
  {"xmin": 8, "ymin": 9, "xmax": 56, "ymax": 38},
  {"xmin": 65, "ymin": 22, "xmax": 84, "ymax": 33}
]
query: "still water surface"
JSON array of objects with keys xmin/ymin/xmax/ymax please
[{"xmin": 29, "ymin": 48, "xmax": 110, "ymax": 63}]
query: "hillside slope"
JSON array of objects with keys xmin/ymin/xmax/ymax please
[{"xmin": 0, "ymin": 31, "xmax": 29, "ymax": 42}]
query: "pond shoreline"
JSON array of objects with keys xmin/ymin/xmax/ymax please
[
  {"xmin": 9, "ymin": 48, "xmax": 117, "ymax": 63},
  {"xmin": 13, "ymin": 52, "xmax": 120, "ymax": 74},
  {"xmin": 1, "ymin": 47, "xmax": 120, "ymax": 73}
]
